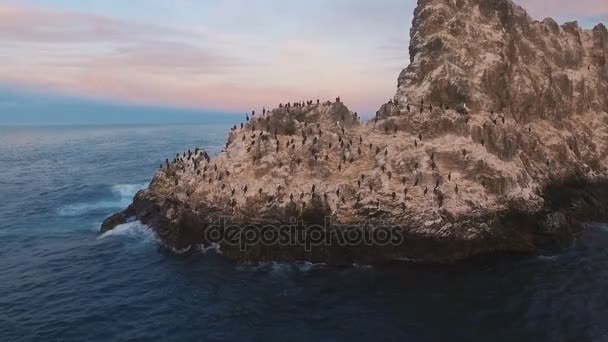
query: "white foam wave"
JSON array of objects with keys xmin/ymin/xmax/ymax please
[
  {"xmin": 537, "ymin": 254, "xmax": 560, "ymax": 261},
  {"xmin": 110, "ymin": 183, "xmax": 147, "ymax": 198},
  {"xmin": 235, "ymin": 261, "xmax": 325, "ymax": 273},
  {"xmin": 57, "ymin": 182, "xmax": 147, "ymax": 217},
  {"xmin": 197, "ymin": 243, "xmax": 223, "ymax": 255},
  {"xmin": 98, "ymin": 221, "xmax": 155, "ymax": 241}
]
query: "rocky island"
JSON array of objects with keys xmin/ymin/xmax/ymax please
[{"xmin": 102, "ymin": 0, "xmax": 608, "ymax": 264}]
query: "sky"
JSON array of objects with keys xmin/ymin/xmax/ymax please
[{"xmin": 0, "ymin": 0, "xmax": 606, "ymax": 124}]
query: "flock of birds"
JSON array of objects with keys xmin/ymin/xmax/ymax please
[{"xmin": 158, "ymin": 97, "xmax": 553, "ymax": 216}]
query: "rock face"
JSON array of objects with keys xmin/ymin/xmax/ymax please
[
  {"xmin": 102, "ymin": 0, "xmax": 608, "ymax": 264},
  {"xmin": 397, "ymin": 0, "xmax": 608, "ymax": 120}
]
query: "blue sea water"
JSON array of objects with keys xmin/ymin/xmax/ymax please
[{"xmin": 1, "ymin": 124, "xmax": 607, "ymax": 341}]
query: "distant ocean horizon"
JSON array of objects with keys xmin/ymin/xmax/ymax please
[
  {"xmin": 0, "ymin": 86, "xmax": 243, "ymax": 126},
  {"xmin": 1, "ymin": 123, "xmax": 608, "ymax": 341}
]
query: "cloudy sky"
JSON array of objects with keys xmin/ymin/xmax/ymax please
[{"xmin": 0, "ymin": 0, "xmax": 606, "ymax": 119}]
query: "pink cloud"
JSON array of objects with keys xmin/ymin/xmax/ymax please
[{"xmin": 0, "ymin": 3, "xmax": 409, "ymax": 114}]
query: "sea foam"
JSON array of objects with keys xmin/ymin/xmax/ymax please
[{"xmin": 58, "ymin": 182, "xmax": 147, "ymax": 217}]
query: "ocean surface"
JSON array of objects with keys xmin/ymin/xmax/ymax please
[{"xmin": 1, "ymin": 124, "xmax": 607, "ymax": 341}]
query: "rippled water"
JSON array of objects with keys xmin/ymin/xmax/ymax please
[{"xmin": 1, "ymin": 124, "xmax": 607, "ymax": 341}]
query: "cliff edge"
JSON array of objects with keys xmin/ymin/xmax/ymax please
[{"xmin": 101, "ymin": 0, "xmax": 608, "ymax": 264}]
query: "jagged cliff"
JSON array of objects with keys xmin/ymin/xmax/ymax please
[
  {"xmin": 101, "ymin": 0, "xmax": 608, "ymax": 264},
  {"xmin": 396, "ymin": 0, "xmax": 608, "ymax": 119}
]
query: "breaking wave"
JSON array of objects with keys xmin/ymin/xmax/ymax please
[
  {"xmin": 57, "ymin": 183, "xmax": 147, "ymax": 217},
  {"xmin": 97, "ymin": 221, "xmax": 155, "ymax": 242}
]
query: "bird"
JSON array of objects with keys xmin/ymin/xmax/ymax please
[
  {"xmin": 244, "ymin": 186, "xmax": 248, "ymax": 194},
  {"xmin": 423, "ymin": 186, "xmax": 428, "ymax": 196},
  {"xmin": 448, "ymin": 172, "xmax": 452, "ymax": 182},
  {"xmin": 455, "ymin": 184, "xmax": 459, "ymax": 194}
]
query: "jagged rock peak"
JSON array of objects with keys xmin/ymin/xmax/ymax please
[{"xmin": 395, "ymin": 0, "xmax": 608, "ymax": 121}]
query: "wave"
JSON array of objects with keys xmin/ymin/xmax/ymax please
[
  {"xmin": 97, "ymin": 221, "xmax": 155, "ymax": 241},
  {"xmin": 235, "ymin": 261, "xmax": 325, "ymax": 273},
  {"xmin": 57, "ymin": 182, "xmax": 147, "ymax": 217},
  {"xmin": 536, "ymin": 255, "xmax": 560, "ymax": 261}
]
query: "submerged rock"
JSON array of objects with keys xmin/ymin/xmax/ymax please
[{"xmin": 102, "ymin": 0, "xmax": 608, "ymax": 264}]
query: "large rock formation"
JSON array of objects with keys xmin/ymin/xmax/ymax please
[
  {"xmin": 102, "ymin": 0, "xmax": 608, "ymax": 264},
  {"xmin": 396, "ymin": 0, "xmax": 608, "ymax": 120}
]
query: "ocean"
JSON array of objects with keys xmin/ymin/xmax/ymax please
[{"xmin": 1, "ymin": 124, "xmax": 607, "ymax": 341}]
